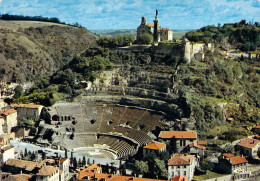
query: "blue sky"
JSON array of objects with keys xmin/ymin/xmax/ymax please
[{"xmin": 0, "ymin": 0, "xmax": 259, "ymax": 30}]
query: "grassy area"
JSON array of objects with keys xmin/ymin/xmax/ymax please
[{"xmin": 193, "ymin": 171, "xmax": 229, "ymax": 180}]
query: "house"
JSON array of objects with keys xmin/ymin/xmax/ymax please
[
  {"xmin": 158, "ymin": 131, "xmax": 197, "ymax": 152},
  {"xmin": 4, "ymin": 159, "xmax": 40, "ymax": 174},
  {"xmin": 75, "ymin": 170, "xmax": 166, "ymax": 181},
  {"xmin": 160, "ymin": 28, "xmax": 173, "ymax": 41},
  {"xmin": 218, "ymin": 153, "xmax": 249, "ymax": 179},
  {"xmin": 0, "ymin": 109, "xmax": 17, "ymax": 134},
  {"xmin": 0, "ymin": 133, "xmax": 15, "ymax": 146},
  {"xmin": 188, "ymin": 143, "xmax": 206, "ymax": 158},
  {"xmin": 36, "ymin": 165, "xmax": 59, "ymax": 181},
  {"xmin": 143, "ymin": 141, "xmax": 167, "ymax": 158},
  {"xmin": 59, "ymin": 158, "xmax": 69, "ymax": 181},
  {"xmin": 12, "ymin": 103, "xmax": 43, "ymax": 122},
  {"xmin": 2, "ymin": 173, "xmax": 32, "ymax": 181},
  {"xmin": 236, "ymin": 138, "xmax": 260, "ymax": 158},
  {"xmin": 168, "ymin": 153, "xmax": 196, "ymax": 181},
  {"xmin": 0, "ymin": 145, "xmax": 14, "ymax": 168},
  {"xmin": 253, "ymin": 124, "xmax": 260, "ymax": 135}
]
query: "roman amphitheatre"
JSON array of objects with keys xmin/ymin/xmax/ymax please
[{"xmin": 36, "ymin": 65, "xmax": 185, "ymax": 160}]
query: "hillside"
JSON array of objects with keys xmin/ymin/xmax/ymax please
[{"xmin": 0, "ymin": 20, "xmax": 97, "ymax": 82}]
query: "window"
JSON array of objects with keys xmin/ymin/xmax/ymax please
[
  {"xmin": 184, "ymin": 165, "xmax": 186, "ymax": 168},
  {"xmin": 184, "ymin": 171, "xmax": 186, "ymax": 175}
]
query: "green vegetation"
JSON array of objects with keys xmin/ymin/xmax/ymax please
[
  {"xmin": 98, "ymin": 34, "xmax": 135, "ymax": 47},
  {"xmin": 18, "ymin": 118, "xmax": 35, "ymax": 128},
  {"xmin": 185, "ymin": 20, "xmax": 260, "ymax": 51},
  {"xmin": 139, "ymin": 33, "xmax": 153, "ymax": 44}
]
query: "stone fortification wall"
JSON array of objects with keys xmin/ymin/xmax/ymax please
[{"xmin": 183, "ymin": 39, "xmax": 214, "ymax": 62}]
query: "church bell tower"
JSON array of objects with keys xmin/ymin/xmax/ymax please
[{"xmin": 153, "ymin": 9, "xmax": 160, "ymax": 43}]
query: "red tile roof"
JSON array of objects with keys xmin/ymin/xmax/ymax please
[
  {"xmin": 36, "ymin": 166, "xmax": 59, "ymax": 176},
  {"xmin": 0, "ymin": 109, "xmax": 17, "ymax": 116},
  {"xmin": 3, "ymin": 174, "xmax": 32, "ymax": 181},
  {"xmin": 59, "ymin": 158, "xmax": 68, "ymax": 163},
  {"xmin": 237, "ymin": 138, "xmax": 260, "ymax": 149},
  {"xmin": 189, "ymin": 143, "xmax": 206, "ymax": 150},
  {"xmin": 168, "ymin": 153, "xmax": 195, "ymax": 166},
  {"xmin": 5, "ymin": 159, "xmax": 40, "ymax": 171},
  {"xmin": 159, "ymin": 131, "xmax": 197, "ymax": 139},
  {"xmin": 160, "ymin": 28, "xmax": 172, "ymax": 32},
  {"xmin": 171, "ymin": 175, "xmax": 189, "ymax": 181},
  {"xmin": 197, "ymin": 140, "xmax": 207, "ymax": 146},
  {"xmin": 254, "ymin": 124, "xmax": 260, "ymax": 129},
  {"xmin": 144, "ymin": 142, "xmax": 166, "ymax": 150},
  {"xmin": 86, "ymin": 164, "xmax": 102, "ymax": 172},
  {"xmin": 222, "ymin": 153, "xmax": 235, "ymax": 158},
  {"xmin": 228, "ymin": 156, "xmax": 248, "ymax": 165},
  {"xmin": 147, "ymin": 23, "xmax": 154, "ymax": 27},
  {"xmin": 12, "ymin": 103, "xmax": 43, "ymax": 109}
]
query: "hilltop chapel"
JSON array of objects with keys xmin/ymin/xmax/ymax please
[{"xmin": 136, "ymin": 10, "xmax": 173, "ymax": 43}]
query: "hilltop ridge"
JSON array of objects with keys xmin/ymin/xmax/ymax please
[{"xmin": 0, "ymin": 20, "xmax": 97, "ymax": 82}]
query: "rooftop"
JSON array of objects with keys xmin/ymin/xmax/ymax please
[
  {"xmin": 168, "ymin": 153, "xmax": 195, "ymax": 166},
  {"xmin": 159, "ymin": 131, "xmax": 197, "ymax": 139},
  {"xmin": 5, "ymin": 159, "xmax": 39, "ymax": 171},
  {"xmin": 237, "ymin": 138, "xmax": 260, "ymax": 149},
  {"xmin": 12, "ymin": 103, "xmax": 43, "ymax": 109},
  {"xmin": 36, "ymin": 166, "xmax": 59, "ymax": 176},
  {"xmin": 222, "ymin": 153, "xmax": 235, "ymax": 158},
  {"xmin": 59, "ymin": 158, "xmax": 68, "ymax": 163},
  {"xmin": 229, "ymin": 156, "xmax": 248, "ymax": 165},
  {"xmin": 0, "ymin": 109, "xmax": 17, "ymax": 116},
  {"xmin": 171, "ymin": 175, "xmax": 188, "ymax": 181},
  {"xmin": 147, "ymin": 23, "xmax": 154, "ymax": 27},
  {"xmin": 197, "ymin": 140, "xmax": 207, "ymax": 145},
  {"xmin": 189, "ymin": 143, "xmax": 206, "ymax": 150},
  {"xmin": 143, "ymin": 142, "xmax": 166, "ymax": 150},
  {"xmin": 254, "ymin": 124, "xmax": 260, "ymax": 129},
  {"xmin": 3, "ymin": 174, "xmax": 32, "ymax": 181},
  {"xmin": 1, "ymin": 145, "xmax": 14, "ymax": 153}
]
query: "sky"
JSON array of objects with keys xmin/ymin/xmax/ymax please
[{"xmin": 0, "ymin": 0, "xmax": 259, "ymax": 30}]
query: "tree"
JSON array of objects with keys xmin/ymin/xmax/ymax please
[
  {"xmin": 199, "ymin": 159, "xmax": 214, "ymax": 172},
  {"xmin": 139, "ymin": 33, "xmax": 153, "ymax": 44},
  {"xmin": 42, "ymin": 152, "xmax": 46, "ymax": 160},
  {"xmin": 14, "ymin": 85, "xmax": 23, "ymax": 99},
  {"xmin": 65, "ymin": 149, "xmax": 68, "ymax": 158},
  {"xmin": 134, "ymin": 160, "xmax": 149, "ymax": 176},
  {"xmin": 87, "ymin": 158, "xmax": 91, "ymax": 165},
  {"xmin": 18, "ymin": 118, "xmax": 34, "ymax": 128},
  {"xmin": 73, "ymin": 157, "xmax": 78, "ymax": 169},
  {"xmin": 153, "ymin": 158, "xmax": 168, "ymax": 179},
  {"xmin": 83, "ymin": 156, "xmax": 86, "ymax": 166},
  {"xmin": 24, "ymin": 148, "xmax": 28, "ymax": 157}
]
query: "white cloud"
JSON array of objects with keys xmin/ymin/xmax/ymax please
[{"xmin": 0, "ymin": 0, "xmax": 259, "ymax": 29}]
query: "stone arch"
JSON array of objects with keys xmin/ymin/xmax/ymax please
[{"xmin": 52, "ymin": 115, "xmax": 59, "ymax": 121}]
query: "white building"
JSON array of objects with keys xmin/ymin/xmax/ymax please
[
  {"xmin": 236, "ymin": 138, "xmax": 260, "ymax": 159},
  {"xmin": 0, "ymin": 109, "xmax": 18, "ymax": 134},
  {"xmin": 0, "ymin": 145, "xmax": 14, "ymax": 168},
  {"xmin": 143, "ymin": 141, "xmax": 166, "ymax": 158},
  {"xmin": 159, "ymin": 131, "xmax": 197, "ymax": 153},
  {"xmin": 168, "ymin": 153, "xmax": 196, "ymax": 181},
  {"xmin": 36, "ymin": 165, "xmax": 59, "ymax": 181},
  {"xmin": 59, "ymin": 158, "xmax": 69, "ymax": 181}
]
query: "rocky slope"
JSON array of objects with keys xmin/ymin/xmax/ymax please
[{"xmin": 0, "ymin": 20, "xmax": 97, "ymax": 82}]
